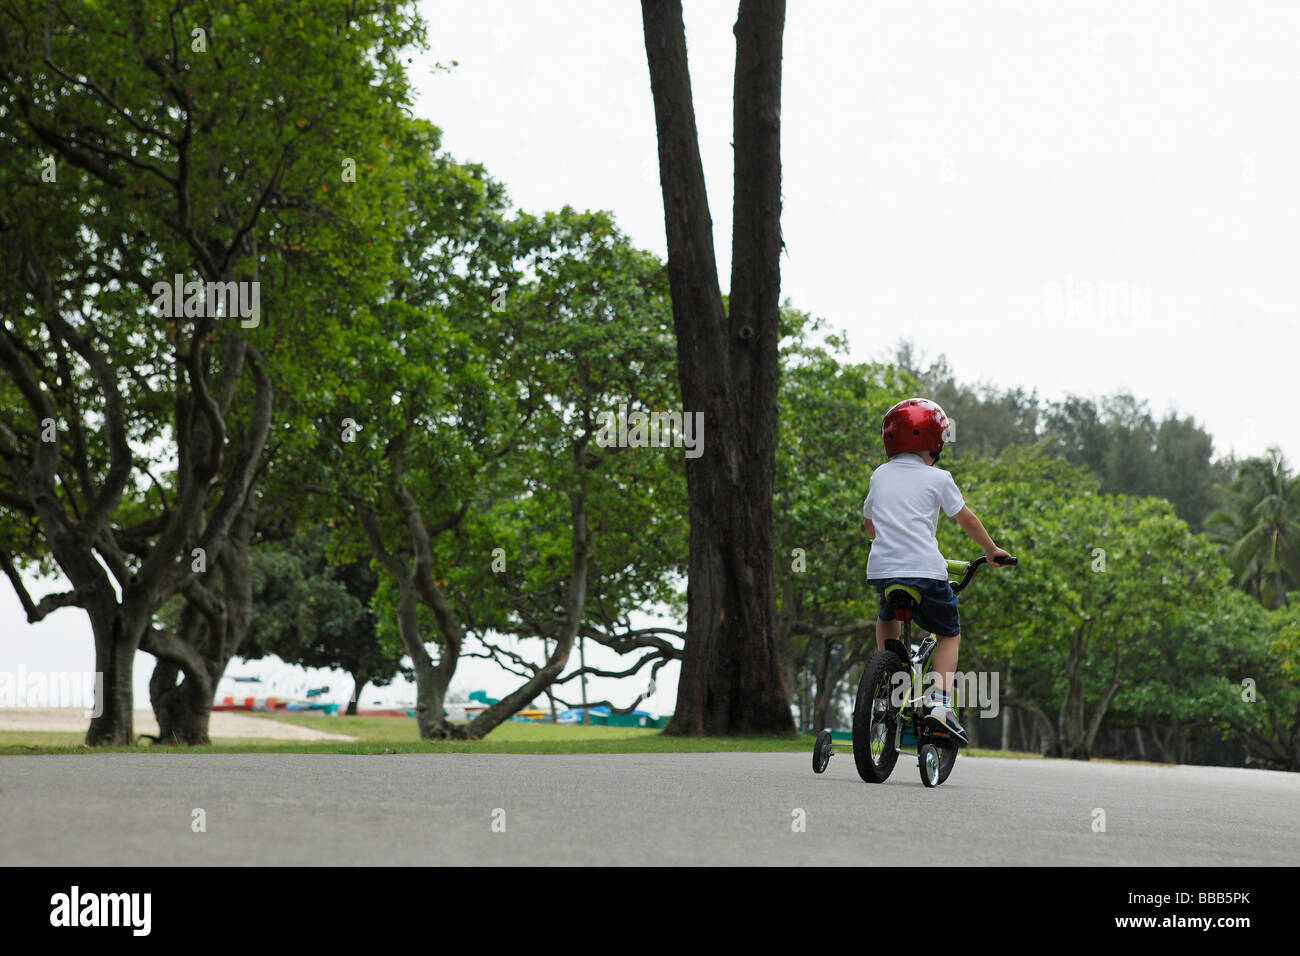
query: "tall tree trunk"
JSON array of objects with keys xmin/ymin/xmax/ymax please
[
  {"xmin": 1057, "ymin": 631, "xmax": 1092, "ymax": 759},
  {"xmin": 1015, "ymin": 700, "xmax": 1060, "ymax": 756},
  {"xmin": 643, "ymin": 0, "xmax": 793, "ymax": 736},
  {"xmin": 358, "ymin": 462, "xmax": 467, "ymax": 740},
  {"xmin": 394, "ymin": 571, "xmax": 454, "ymax": 739},
  {"xmin": 144, "ymin": 496, "xmax": 260, "ymax": 745},
  {"xmin": 86, "ymin": 610, "xmax": 145, "ymax": 745},
  {"xmin": 144, "ymin": 611, "xmax": 221, "ymax": 746},
  {"xmin": 149, "ymin": 658, "xmax": 215, "ymax": 745},
  {"xmin": 347, "ymin": 669, "xmax": 369, "ymax": 716}
]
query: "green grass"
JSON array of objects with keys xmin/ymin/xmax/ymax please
[
  {"xmin": 954, "ymin": 747, "xmax": 1042, "ymax": 760},
  {"xmin": 0, "ymin": 712, "xmax": 1057, "ymax": 759},
  {"xmin": 0, "ymin": 734, "xmax": 810, "ymax": 755},
  {"xmin": 0, "ymin": 730, "xmax": 92, "ymax": 749},
  {"xmin": 261, "ymin": 712, "xmax": 672, "ymax": 744},
  {"xmin": 0, "ymin": 713, "xmax": 807, "ymax": 755}
]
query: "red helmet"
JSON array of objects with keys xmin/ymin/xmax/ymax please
[{"xmin": 881, "ymin": 398, "xmax": 955, "ymax": 459}]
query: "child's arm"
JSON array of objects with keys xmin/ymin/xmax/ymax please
[
  {"xmin": 863, "ymin": 517, "xmax": 876, "ymax": 540},
  {"xmin": 952, "ymin": 506, "xmax": 1012, "ymax": 565}
]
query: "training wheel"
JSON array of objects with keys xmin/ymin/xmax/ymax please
[
  {"xmin": 812, "ymin": 729, "xmax": 833, "ymax": 774},
  {"xmin": 919, "ymin": 743, "xmax": 942, "ymax": 788}
]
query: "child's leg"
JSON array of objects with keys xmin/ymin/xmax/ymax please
[
  {"xmin": 930, "ymin": 632, "xmax": 960, "ymax": 694},
  {"xmin": 924, "ymin": 632, "xmax": 969, "ymax": 743},
  {"xmin": 875, "ymin": 616, "xmax": 900, "ymax": 652}
]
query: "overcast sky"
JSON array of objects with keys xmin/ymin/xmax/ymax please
[
  {"xmin": 418, "ymin": 0, "xmax": 1300, "ymax": 461},
  {"xmin": 5, "ymin": 0, "xmax": 1299, "ymax": 717}
]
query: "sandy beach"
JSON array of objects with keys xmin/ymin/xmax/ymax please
[{"xmin": 0, "ymin": 707, "xmax": 356, "ymax": 741}]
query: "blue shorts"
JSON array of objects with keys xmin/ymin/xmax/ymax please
[{"xmin": 871, "ymin": 577, "xmax": 961, "ymax": 637}]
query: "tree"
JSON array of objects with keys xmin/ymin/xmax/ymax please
[
  {"xmin": 940, "ymin": 448, "xmax": 1229, "ymax": 759},
  {"xmin": 1151, "ymin": 414, "xmax": 1217, "ymax": 532},
  {"xmin": 899, "ymin": 341, "xmax": 1226, "ymax": 531},
  {"xmin": 313, "ymin": 187, "xmax": 687, "ymax": 739},
  {"xmin": 240, "ymin": 524, "xmax": 406, "ymax": 715},
  {"xmin": 894, "ymin": 341, "xmax": 1040, "ymax": 460},
  {"xmin": 0, "ymin": 0, "xmax": 420, "ymax": 744},
  {"xmin": 473, "ymin": 215, "xmax": 688, "ymax": 722},
  {"xmin": 1227, "ymin": 599, "xmax": 1300, "ymax": 769},
  {"xmin": 1206, "ymin": 448, "xmax": 1300, "ymax": 608},
  {"xmin": 641, "ymin": 0, "xmax": 794, "ymax": 735},
  {"xmin": 1109, "ymin": 586, "xmax": 1275, "ymax": 767}
]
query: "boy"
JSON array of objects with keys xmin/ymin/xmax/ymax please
[{"xmin": 861, "ymin": 398, "xmax": 1011, "ymax": 745}]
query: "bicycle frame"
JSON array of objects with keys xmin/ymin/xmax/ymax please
[
  {"xmin": 879, "ymin": 555, "xmax": 1012, "ymax": 752},
  {"xmin": 883, "ymin": 617, "xmax": 952, "ymax": 757}
]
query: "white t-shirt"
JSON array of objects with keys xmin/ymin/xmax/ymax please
[{"xmin": 862, "ymin": 453, "xmax": 966, "ymax": 580}]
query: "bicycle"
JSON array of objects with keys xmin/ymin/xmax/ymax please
[{"xmin": 811, "ymin": 554, "xmax": 1017, "ymax": 787}]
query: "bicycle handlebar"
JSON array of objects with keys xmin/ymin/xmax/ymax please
[{"xmin": 950, "ymin": 554, "xmax": 1017, "ymax": 594}]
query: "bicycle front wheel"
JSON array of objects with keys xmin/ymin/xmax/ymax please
[{"xmin": 937, "ymin": 742, "xmax": 957, "ymax": 784}]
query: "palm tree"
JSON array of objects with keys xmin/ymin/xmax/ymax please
[
  {"xmin": 1207, "ymin": 484, "xmax": 1265, "ymax": 602},
  {"xmin": 1206, "ymin": 448, "xmax": 1300, "ymax": 608}
]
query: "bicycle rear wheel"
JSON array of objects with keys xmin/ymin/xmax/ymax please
[{"xmin": 853, "ymin": 649, "xmax": 905, "ymax": 783}]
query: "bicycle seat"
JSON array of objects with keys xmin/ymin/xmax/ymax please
[
  {"xmin": 884, "ymin": 584, "xmax": 921, "ymax": 621},
  {"xmin": 883, "ymin": 584, "xmax": 921, "ymax": 609}
]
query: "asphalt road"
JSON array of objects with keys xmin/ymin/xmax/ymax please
[{"xmin": 2, "ymin": 752, "xmax": 1295, "ymax": 865}]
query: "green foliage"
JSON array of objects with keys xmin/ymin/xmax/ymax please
[
  {"xmin": 895, "ymin": 342, "xmax": 1040, "ymax": 460},
  {"xmin": 241, "ymin": 525, "xmax": 407, "ymax": 694},
  {"xmin": 305, "ymin": 193, "xmax": 686, "ymax": 707},
  {"xmin": 774, "ymin": 316, "xmax": 922, "ymax": 725},
  {"xmin": 935, "ymin": 446, "xmax": 1297, "ymax": 760},
  {"xmin": 1204, "ymin": 597, "xmax": 1300, "ymax": 769},
  {"xmin": 470, "ymin": 208, "xmax": 686, "ymax": 645},
  {"xmin": 0, "ymin": 0, "xmax": 426, "ymax": 598},
  {"xmin": 1205, "ymin": 448, "xmax": 1300, "ymax": 609},
  {"xmin": 777, "ymin": 317, "xmax": 921, "ymax": 635},
  {"xmin": 895, "ymin": 343, "xmax": 1224, "ymax": 532}
]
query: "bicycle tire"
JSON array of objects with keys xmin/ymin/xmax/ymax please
[
  {"xmin": 853, "ymin": 649, "xmax": 905, "ymax": 783},
  {"xmin": 919, "ymin": 743, "xmax": 942, "ymax": 787},
  {"xmin": 813, "ymin": 729, "xmax": 833, "ymax": 774},
  {"xmin": 937, "ymin": 742, "xmax": 957, "ymax": 784}
]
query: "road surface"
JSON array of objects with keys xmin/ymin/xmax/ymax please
[{"xmin": 1, "ymin": 752, "xmax": 1295, "ymax": 865}]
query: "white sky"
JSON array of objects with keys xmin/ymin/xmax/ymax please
[
  {"xmin": 418, "ymin": 0, "xmax": 1300, "ymax": 462},
  {"xmin": 5, "ymin": 0, "xmax": 1299, "ymax": 719}
]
